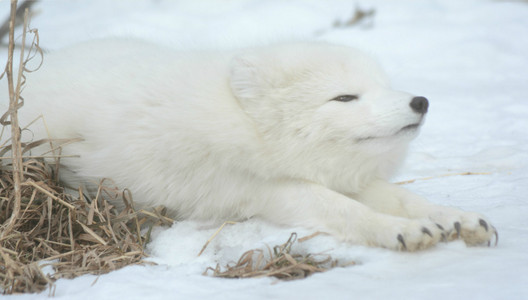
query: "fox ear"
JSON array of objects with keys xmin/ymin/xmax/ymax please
[{"xmin": 229, "ymin": 55, "xmax": 268, "ymax": 102}]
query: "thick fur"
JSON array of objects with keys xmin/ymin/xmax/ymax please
[{"xmin": 1, "ymin": 40, "xmax": 496, "ymax": 250}]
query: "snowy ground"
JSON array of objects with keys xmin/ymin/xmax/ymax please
[{"xmin": 1, "ymin": 0, "xmax": 528, "ymax": 299}]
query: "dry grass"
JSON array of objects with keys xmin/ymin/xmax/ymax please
[
  {"xmin": 204, "ymin": 233, "xmax": 354, "ymax": 281},
  {"xmin": 333, "ymin": 7, "xmax": 376, "ymax": 29},
  {"xmin": 395, "ymin": 172, "xmax": 492, "ymax": 185},
  {"xmin": 314, "ymin": 7, "xmax": 376, "ymax": 36},
  {"xmin": 0, "ymin": 155, "xmax": 171, "ymax": 295}
]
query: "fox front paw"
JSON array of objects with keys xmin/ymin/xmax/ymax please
[
  {"xmin": 429, "ymin": 210, "xmax": 498, "ymax": 246},
  {"xmin": 369, "ymin": 217, "xmax": 444, "ymax": 251}
]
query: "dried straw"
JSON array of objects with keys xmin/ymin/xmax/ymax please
[
  {"xmin": 0, "ymin": 149, "xmax": 173, "ymax": 295},
  {"xmin": 395, "ymin": 172, "xmax": 492, "ymax": 185},
  {"xmin": 198, "ymin": 221, "xmax": 237, "ymax": 256},
  {"xmin": 204, "ymin": 233, "xmax": 354, "ymax": 281}
]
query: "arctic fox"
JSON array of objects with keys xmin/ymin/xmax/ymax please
[{"xmin": 2, "ymin": 40, "xmax": 496, "ymax": 251}]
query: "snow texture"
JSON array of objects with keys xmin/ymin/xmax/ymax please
[{"xmin": 1, "ymin": 0, "xmax": 527, "ymax": 299}]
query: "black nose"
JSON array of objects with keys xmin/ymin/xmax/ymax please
[{"xmin": 410, "ymin": 96, "xmax": 429, "ymax": 114}]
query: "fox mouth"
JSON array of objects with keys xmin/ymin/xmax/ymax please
[
  {"xmin": 397, "ymin": 123, "xmax": 420, "ymax": 134},
  {"xmin": 356, "ymin": 123, "xmax": 422, "ymax": 142}
]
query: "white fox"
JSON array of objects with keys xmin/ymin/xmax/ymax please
[{"xmin": 3, "ymin": 40, "xmax": 497, "ymax": 250}]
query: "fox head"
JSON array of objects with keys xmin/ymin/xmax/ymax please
[
  {"xmin": 229, "ymin": 43, "xmax": 428, "ymax": 187},
  {"xmin": 230, "ymin": 43, "xmax": 427, "ymax": 152}
]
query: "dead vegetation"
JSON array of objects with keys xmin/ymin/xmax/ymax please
[
  {"xmin": 0, "ymin": 0, "xmax": 39, "ymax": 45},
  {"xmin": 332, "ymin": 7, "xmax": 376, "ymax": 29},
  {"xmin": 0, "ymin": 157, "xmax": 171, "ymax": 295},
  {"xmin": 204, "ymin": 232, "xmax": 354, "ymax": 281},
  {"xmin": 0, "ymin": 1, "xmax": 171, "ymax": 295},
  {"xmin": 315, "ymin": 7, "xmax": 376, "ymax": 36},
  {"xmin": 395, "ymin": 172, "xmax": 492, "ymax": 185}
]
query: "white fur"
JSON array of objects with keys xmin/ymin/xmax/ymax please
[{"xmin": 2, "ymin": 40, "xmax": 496, "ymax": 250}]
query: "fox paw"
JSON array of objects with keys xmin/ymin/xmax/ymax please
[
  {"xmin": 429, "ymin": 210, "xmax": 498, "ymax": 246},
  {"xmin": 370, "ymin": 217, "xmax": 444, "ymax": 251}
]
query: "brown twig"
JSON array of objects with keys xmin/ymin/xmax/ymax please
[
  {"xmin": 198, "ymin": 221, "xmax": 237, "ymax": 256},
  {"xmin": 395, "ymin": 172, "xmax": 492, "ymax": 185},
  {"xmin": 0, "ymin": 0, "xmax": 38, "ymax": 42},
  {"xmin": 298, "ymin": 231, "xmax": 327, "ymax": 242},
  {"xmin": 333, "ymin": 7, "xmax": 376, "ymax": 28},
  {"xmin": 2, "ymin": 0, "xmax": 24, "ymax": 240}
]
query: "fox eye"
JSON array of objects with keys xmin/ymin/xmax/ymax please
[{"xmin": 331, "ymin": 95, "xmax": 359, "ymax": 102}]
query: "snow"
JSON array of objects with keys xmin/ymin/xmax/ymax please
[{"xmin": 1, "ymin": 0, "xmax": 528, "ymax": 299}]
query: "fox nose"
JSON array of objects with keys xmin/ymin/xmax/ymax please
[{"xmin": 410, "ymin": 96, "xmax": 429, "ymax": 114}]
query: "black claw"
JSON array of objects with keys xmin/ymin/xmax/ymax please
[
  {"xmin": 435, "ymin": 223, "xmax": 445, "ymax": 231},
  {"xmin": 486, "ymin": 226, "xmax": 499, "ymax": 247},
  {"xmin": 397, "ymin": 234, "xmax": 407, "ymax": 250},
  {"xmin": 493, "ymin": 227, "xmax": 499, "ymax": 246},
  {"xmin": 421, "ymin": 227, "xmax": 433, "ymax": 237},
  {"xmin": 441, "ymin": 232, "xmax": 448, "ymax": 243},
  {"xmin": 454, "ymin": 222, "xmax": 461, "ymax": 238},
  {"xmin": 479, "ymin": 219, "xmax": 489, "ymax": 232}
]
